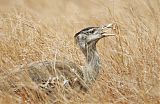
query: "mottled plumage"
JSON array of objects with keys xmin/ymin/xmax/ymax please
[{"xmin": 28, "ymin": 23, "xmax": 115, "ymax": 93}]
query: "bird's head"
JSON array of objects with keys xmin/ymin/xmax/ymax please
[{"xmin": 74, "ymin": 23, "xmax": 115, "ymax": 50}]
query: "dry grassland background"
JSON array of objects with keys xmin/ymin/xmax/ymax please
[{"xmin": 0, "ymin": 0, "xmax": 160, "ymax": 103}]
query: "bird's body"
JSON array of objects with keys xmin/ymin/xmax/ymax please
[
  {"xmin": 27, "ymin": 23, "xmax": 115, "ymax": 92},
  {"xmin": 28, "ymin": 60, "xmax": 87, "ymax": 91}
]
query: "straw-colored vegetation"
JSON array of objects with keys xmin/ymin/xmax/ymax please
[{"xmin": 0, "ymin": 0, "xmax": 160, "ymax": 103}]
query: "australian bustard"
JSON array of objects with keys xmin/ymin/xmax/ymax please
[{"xmin": 28, "ymin": 23, "xmax": 115, "ymax": 92}]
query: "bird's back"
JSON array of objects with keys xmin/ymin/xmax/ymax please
[{"xmin": 27, "ymin": 60, "xmax": 87, "ymax": 92}]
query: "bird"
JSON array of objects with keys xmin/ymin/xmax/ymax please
[{"xmin": 27, "ymin": 23, "xmax": 115, "ymax": 93}]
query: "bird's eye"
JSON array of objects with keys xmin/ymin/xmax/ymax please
[
  {"xmin": 88, "ymin": 29, "xmax": 95, "ymax": 34},
  {"xmin": 90, "ymin": 30, "xmax": 95, "ymax": 34}
]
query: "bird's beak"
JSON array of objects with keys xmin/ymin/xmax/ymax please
[
  {"xmin": 101, "ymin": 23, "xmax": 115, "ymax": 37},
  {"xmin": 102, "ymin": 33, "xmax": 115, "ymax": 37}
]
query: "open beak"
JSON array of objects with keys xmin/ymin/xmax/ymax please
[{"xmin": 101, "ymin": 23, "xmax": 115, "ymax": 37}]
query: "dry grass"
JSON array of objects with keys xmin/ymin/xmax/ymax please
[{"xmin": 0, "ymin": 0, "xmax": 160, "ymax": 103}]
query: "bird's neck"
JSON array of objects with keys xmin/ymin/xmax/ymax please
[{"xmin": 82, "ymin": 42, "xmax": 101, "ymax": 84}]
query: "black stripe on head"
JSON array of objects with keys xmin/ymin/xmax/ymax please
[{"xmin": 74, "ymin": 27, "xmax": 98, "ymax": 38}]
